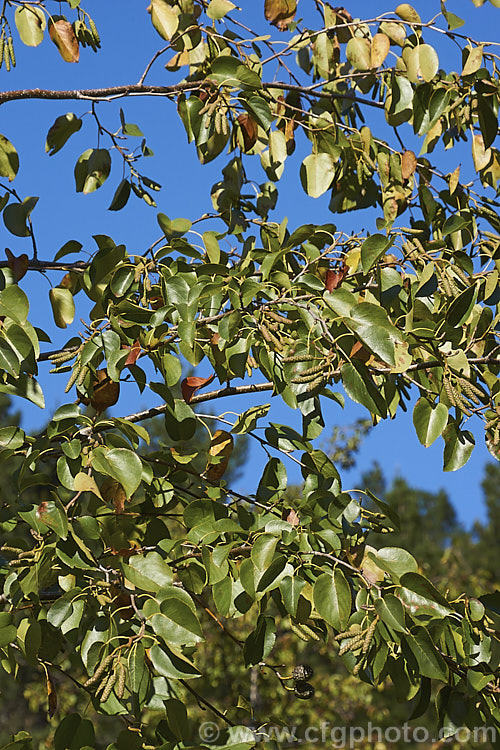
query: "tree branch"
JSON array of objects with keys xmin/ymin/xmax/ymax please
[
  {"xmin": 0, "ymin": 81, "xmax": 384, "ymax": 109},
  {"xmin": 123, "ymin": 381, "xmax": 275, "ymax": 424},
  {"xmin": 0, "ymin": 258, "xmax": 88, "ymax": 272}
]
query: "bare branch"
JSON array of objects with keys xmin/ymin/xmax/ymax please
[{"xmin": 0, "ymin": 81, "xmax": 384, "ymax": 110}]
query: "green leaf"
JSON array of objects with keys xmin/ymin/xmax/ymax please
[
  {"xmin": 151, "ymin": 599, "xmax": 203, "ymax": 645},
  {"xmin": 150, "ymin": 0, "xmax": 179, "ymax": 40},
  {"xmin": 108, "ymin": 178, "xmax": 131, "ymax": 211},
  {"xmin": 15, "ymin": 6, "xmax": 46, "ymax": 47},
  {"xmin": 361, "ymin": 234, "xmax": 392, "ymax": 273},
  {"xmin": 157, "ymin": 213, "xmax": 192, "ymax": 239},
  {"xmin": 3, "ymin": 196, "xmax": 38, "ymax": 237},
  {"xmin": 45, "ymin": 113, "xmax": 82, "ymax": 156},
  {"xmin": 128, "ymin": 642, "xmax": 149, "ymax": 695},
  {"xmin": 478, "ymin": 94, "xmax": 498, "ymax": 149},
  {"xmin": 397, "ymin": 582, "xmax": 453, "ymax": 619},
  {"xmin": 0, "ymin": 612, "xmax": 16, "ymax": 648},
  {"xmin": 405, "ymin": 627, "xmax": 448, "ymax": 681},
  {"xmin": 0, "ymin": 134, "xmax": 19, "ymax": 182},
  {"xmin": 340, "ymin": 362, "xmax": 387, "ymax": 418},
  {"xmin": 0, "ymin": 426, "xmax": 25, "ymax": 449},
  {"xmin": 99, "ymin": 448, "xmax": 142, "ymax": 497},
  {"xmin": 149, "ymin": 643, "xmax": 201, "ymax": 679},
  {"xmin": 442, "ymin": 423, "xmax": 475, "ymax": 471},
  {"xmin": 346, "ymin": 37, "xmax": 371, "ymax": 71},
  {"xmin": 123, "ymin": 551, "xmax": 173, "ymax": 592},
  {"xmin": 374, "ymin": 594, "xmax": 408, "ymax": 633},
  {"xmin": 462, "ymin": 44, "xmax": 484, "ymax": 76},
  {"xmin": 49, "ymin": 287, "xmax": 75, "ymax": 329},
  {"xmin": 300, "ymin": 153, "xmax": 335, "ymax": 198},
  {"xmin": 54, "ymin": 714, "xmax": 95, "ymax": 750},
  {"xmin": 347, "ymin": 303, "xmax": 400, "ymax": 365},
  {"xmin": 0, "ymin": 285, "xmax": 29, "ymax": 324},
  {"xmin": 232, "ymin": 404, "xmax": 271, "ymax": 434},
  {"xmin": 256, "ymin": 457, "xmax": 287, "ymax": 503},
  {"xmin": 207, "ymin": 0, "xmax": 236, "ymax": 19},
  {"xmin": 407, "ymin": 45, "xmax": 439, "ymax": 82},
  {"xmin": 446, "ymin": 284, "xmax": 477, "ymax": 327},
  {"xmin": 367, "ymin": 547, "xmax": 418, "ymax": 580},
  {"xmin": 244, "ymin": 95, "xmax": 274, "ymax": 131},
  {"xmin": 209, "ymin": 55, "xmax": 261, "ymax": 90},
  {"xmin": 83, "ymin": 149, "xmax": 112, "ymax": 194},
  {"xmin": 400, "ymin": 572, "xmax": 453, "ymax": 612},
  {"xmin": 0, "ymin": 373, "xmax": 45, "ymax": 408},
  {"xmin": 243, "ymin": 615, "xmax": 276, "ymax": 667},
  {"xmin": 313, "ymin": 569, "xmax": 351, "ymax": 630},
  {"xmin": 54, "ymin": 239, "xmax": 83, "ymax": 261},
  {"xmin": 413, "ymin": 398, "xmax": 448, "ymax": 447},
  {"xmin": 36, "ymin": 496, "xmax": 68, "ymax": 539},
  {"xmin": 279, "ymin": 576, "xmax": 305, "ymax": 617},
  {"xmin": 17, "ymin": 618, "xmax": 41, "ymax": 664},
  {"xmin": 251, "ymin": 533, "xmax": 278, "ymax": 570},
  {"xmin": 395, "ymin": 3, "xmax": 421, "ymax": 23}
]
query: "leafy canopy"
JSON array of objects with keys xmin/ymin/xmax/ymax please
[{"xmin": 0, "ymin": 1, "xmax": 500, "ymax": 748}]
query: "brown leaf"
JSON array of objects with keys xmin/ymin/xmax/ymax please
[
  {"xmin": 325, "ymin": 263, "xmax": 348, "ymax": 291},
  {"xmin": 59, "ymin": 273, "xmax": 73, "ymax": 289},
  {"xmin": 49, "ymin": 19, "xmax": 79, "ymax": 63},
  {"xmin": 124, "ymin": 340, "xmax": 141, "ymax": 368},
  {"xmin": 101, "ymin": 477, "xmax": 127, "ymax": 513},
  {"xmin": 282, "ymin": 507, "xmax": 300, "ymax": 526},
  {"xmin": 350, "ymin": 341, "xmax": 371, "ymax": 363},
  {"xmin": 284, "ymin": 119, "xmax": 296, "ymax": 155},
  {"xmin": 46, "ymin": 670, "xmax": 57, "ymax": 718},
  {"xmin": 237, "ymin": 114, "xmax": 258, "ymax": 152},
  {"xmin": 264, "ymin": 0, "xmax": 297, "ymax": 30},
  {"xmin": 401, "ymin": 149, "xmax": 417, "ymax": 180},
  {"xmin": 181, "ymin": 373, "xmax": 215, "ymax": 403},
  {"xmin": 205, "ymin": 429, "xmax": 234, "ymax": 482},
  {"xmin": 370, "ymin": 33, "xmax": 390, "ymax": 69},
  {"xmin": 109, "ymin": 546, "xmax": 139, "ymax": 558},
  {"xmin": 5, "ymin": 248, "xmax": 28, "ymax": 282},
  {"xmin": 78, "ymin": 369, "xmax": 120, "ymax": 414}
]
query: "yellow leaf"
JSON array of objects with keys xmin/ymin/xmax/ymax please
[{"xmin": 370, "ymin": 33, "xmax": 390, "ymax": 68}]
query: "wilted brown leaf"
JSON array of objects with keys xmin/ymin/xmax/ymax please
[
  {"xmin": 124, "ymin": 340, "xmax": 141, "ymax": 368},
  {"xmin": 46, "ymin": 670, "xmax": 57, "ymax": 718},
  {"xmin": 284, "ymin": 119, "xmax": 296, "ymax": 155},
  {"xmin": 78, "ymin": 369, "xmax": 120, "ymax": 414},
  {"xmin": 237, "ymin": 114, "xmax": 258, "ymax": 152},
  {"xmin": 401, "ymin": 149, "xmax": 417, "ymax": 180},
  {"xmin": 370, "ymin": 33, "xmax": 390, "ymax": 68},
  {"xmin": 325, "ymin": 262, "xmax": 348, "ymax": 291},
  {"xmin": 282, "ymin": 507, "xmax": 300, "ymax": 526},
  {"xmin": 350, "ymin": 341, "xmax": 371, "ymax": 363},
  {"xmin": 49, "ymin": 19, "xmax": 79, "ymax": 62},
  {"xmin": 264, "ymin": 0, "xmax": 297, "ymax": 30},
  {"xmin": 101, "ymin": 477, "xmax": 127, "ymax": 513},
  {"xmin": 206, "ymin": 429, "xmax": 234, "ymax": 482},
  {"xmin": 181, "ymin": 373, "xmax": 215, "ymax": 403},
  {"xmin": 5, "ymin": 248, "xmax": 28, "ymax": 282}
]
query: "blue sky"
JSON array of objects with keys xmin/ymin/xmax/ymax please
[{"xmin": 1, "ymin": 1, "xmax": 499, "ymax": 527}]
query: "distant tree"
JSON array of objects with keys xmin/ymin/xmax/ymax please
[{"xmin": 363, "ymin": 464, "xmax": 460, "ymax": 575}]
